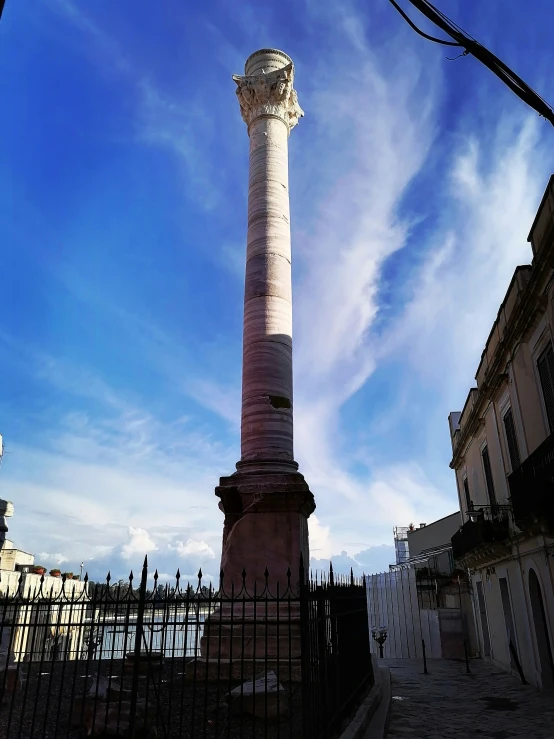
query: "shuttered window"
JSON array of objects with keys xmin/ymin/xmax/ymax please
[
  {"xmin": 503, "ymin": 408, "xmax": 521, "ymax": 470},
  {"xmin": 537, "ymin": 343, "xmax": 554, "ymax": 433},
  {"xmin": 462, "ymin": 477, "xmax": 471, "ymax": 511},
  {"xmin": 481, "ymin": 445, "xmax": 496, "ymax": 506}
]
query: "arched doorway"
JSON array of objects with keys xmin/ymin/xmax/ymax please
[{"xmin": 528, "ymin": 568, "xmax": 554, "ymax": 689}]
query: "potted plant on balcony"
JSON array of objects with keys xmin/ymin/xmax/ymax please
[
  {"xmin": 49, "ymin": 568, "xmax": 61, "ymax": 578},
  {"xmin": 63, "ymin": 572, "xmax": 74, "ymax": 580},
  {"xmin": 72, "ymin": 574, "xmax": 80, "ymax": 580},
  {"xmin": 33, "ymin": 565, "xmax": 46, "ymax": 576}
]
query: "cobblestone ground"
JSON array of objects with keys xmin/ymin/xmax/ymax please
[{"xmin": 385, "ymin": 658, "xmax": 554, "ymax": 739}]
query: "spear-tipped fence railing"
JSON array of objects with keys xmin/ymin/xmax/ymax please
[{"xmin": 0, "ymin": 558, "xmax": 373, "ymax": 738}]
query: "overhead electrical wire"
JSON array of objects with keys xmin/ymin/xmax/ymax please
[
  {"xmin": 388, "ymin": 0, "xmax": 460, "ymax": 46},
  {"xmin": 387, "ymin": 0, "xmax": 554, "ymax": 127}
]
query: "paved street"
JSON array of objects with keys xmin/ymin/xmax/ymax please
[{"xmin": 385, "ymin": 658, "xmax": 554, "ymax": 739}]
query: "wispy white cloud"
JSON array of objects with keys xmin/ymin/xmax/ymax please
[
  {"xmin": 47, "ymin": 0, "xmax": 219, "ymax": 209},
  {"xmin": 282, "ymin": 9, "xmax": 444, "ymax": 545},
  {"xmin": 382, "ymin": 116, "xmax": 544, "ymax": 394}
]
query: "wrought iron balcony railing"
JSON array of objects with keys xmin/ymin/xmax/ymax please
[
  {"xmin": 451, "ymin": 505, "xmax": 512, "ymax": 562},
  {"xmin": 508, "ymin": 431, "xmax": 554, "ymax": 534}
]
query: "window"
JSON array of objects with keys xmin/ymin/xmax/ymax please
[
  {"xmin": 462, "ymin": 476, "xmax": 472, "ymax": 511},
  {"xmin": 537, "ymin": 342, "xmax": 554, "ymax": 433},
  {"xmin": 481, "ymin": 445, "xmax": 496, "ymax": 506},
  {"xmin": 503, "ymin": 408, "xmax": 521, "ymax": 470}
]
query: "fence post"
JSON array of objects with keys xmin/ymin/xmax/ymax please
[
  {"xmin": 463, "ymin": 639, "xmax": 471, "ymax": 673},
  {"xmin": 422, "ymin": 638, "xmax": 428, "ymax": 675},
  {"xmin": 129, "ymin": 556, "xmax": 148, "ymax": 738},
  {"xmin": 299, "ymin": 554, "xmax": 313, "ymax": 739},
  {"xmin": 509, "ymin": 639, "xmax": 527, "ymax": 685}
]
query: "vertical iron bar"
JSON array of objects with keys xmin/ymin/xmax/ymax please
[
  {"xmin": 286, "ymin": 570, "xmax": 292, "ymax": 739},
  {"xmin": 509, "ymin": 639, "xmax": 527, "ymax": 684},
  {"xmin": 166, "ymin": 572, "xmax": 179, "ymax": 739},
  {"xmin": 214, "ymin": 574, "xmax": 224, "ymax": 739},
  {"xmin": 266, "ymin": 567, "xmax": 270, "ymax": 738},
  {"xmin": 64, "ymin": 583, "xmax": 86, "ymax": 739},
  {"xmin": 16, "ymin": 581, "xmax": 45, "ymax": 739},
  {"xmin": 252, "ymin": 577, "xmax": 258, "ymax": 739},
  {"xmin": 36, "ymin": 583, "xmax": 62, "ymax": 739},
  {"xmin": 226, "ymin": 580, "xmax": 235, "ymax": 739},
  {"xmin": 179, "ymin": 581, "xmax": 192, "ymax": 739},
  {"xmin": 299, "ymin": 555, "xmax": 311, "ymax": 739},
  {"xmin": 422, "ymin": 638, "xmax": 428, "ymax": 675},
  {"xmin": 463, "ymin": 639, "xmax": 470, "ymax": 673},
  {"xmin": 276, "ymin": 578, "xmax": 281, "ymax": 739},
  {"xmin": 201, "ymin": 579, "xmax": 211, "ymax": 739},
  {"xmin": 52, "ymin": 579, "xmax": 77, "ymax": 737},
  {"xmin": 239, "ymin": 571, "xmax": 246, "ymax": 739},
  {"xmin": 129, "ymin": 556, "xmax": 148, "ymax": 739}
]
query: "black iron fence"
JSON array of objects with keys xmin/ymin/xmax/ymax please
[
  {"xmin": 452, "ymin": 505, "xmax": 512, "ymax": 561},
  {"xmin": 299, "ymin": 563, "xmax": 373, "ymax": 739},
  {"xmin": 0, "ymin": 558, "xmax": 373, "ymax": 739},
  {"xmin": 509, "ymin": 430, "xmax": 554, "ymax": 533}
]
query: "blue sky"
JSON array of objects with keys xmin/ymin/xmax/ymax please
[{"xmin": 1, "ymin": 0, "xmax": 553, "ymax": 583}]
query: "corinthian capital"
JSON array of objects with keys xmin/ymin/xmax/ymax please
[{"xmin": 233, "ymin": 63, "xmax": 304, "ymax": 132}]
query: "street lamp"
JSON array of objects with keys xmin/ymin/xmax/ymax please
[
  {"xmin": 371, "ymin": 625, "xmax": 388, "ymax": 658},
  {"xmin": 468, "ymin": 508, "xmax": 483, "ymax": 523}
]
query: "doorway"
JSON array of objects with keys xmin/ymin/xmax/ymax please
[{"xmin": 528, "ymin": 568, "xmax": 554, "ymax": 689}]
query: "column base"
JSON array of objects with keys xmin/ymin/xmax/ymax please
[
  {"xmin": 215, "ymin": 466, "xmax": 315, "ymax": 593},
  {"xmin": 202, "ymin": 465, "xmax": 315, "ymax": 668}
]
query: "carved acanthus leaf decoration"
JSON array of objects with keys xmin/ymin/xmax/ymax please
[{"xmin": 233, "ymin": 64, "xmax": 304, "ymax": 131}]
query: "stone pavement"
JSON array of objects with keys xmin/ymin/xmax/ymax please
[{"xmin": 384, "ymin": 658, "xmax": 554, "ymax": 739}]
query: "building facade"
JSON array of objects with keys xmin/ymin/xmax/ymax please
[
  {"xmin": 0, "ymin": 499, "xmax": 88, "ymax": 670},
  {"xmin": 448, "ymin": 176, "xmax": 554, "ymax": 690}
]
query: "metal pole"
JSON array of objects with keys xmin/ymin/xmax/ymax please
[
  {"xmin": 129, "ymin": 556, "xmax": 148, "ymax": 738},
  {"xmin": 422, "ymin": 638, "xmax": 428, "ymax": 674},
  {"xmin": 509, "ymin": 639, "xmax": 528, "ymax": 685},
  {"xmin": 463, "ymin": 639, "xmax": 470, "ymax": 673}
]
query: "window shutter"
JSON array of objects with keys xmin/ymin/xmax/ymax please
[
  {"xmin": 481, "ymin": 445, "xmax": 496, "ymax": 505},
  {"xmin": 503, "ymin": 408, "xmax": 521, "ymax": 470},
  {"xmin": 537, "ymin": 343, "xmax": 554, "ymax": 433},
  {"xmin": 463, "ymin": 477, "xmax": 471, "ymax": 510}
]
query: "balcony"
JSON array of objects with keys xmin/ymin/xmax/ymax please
[
  {"xmin": 508, "ymin": 432, "xmax": 554, "ymax": 535},
  {"xmin": 451, "ymin": 505, "xmax": 512, "ymax": 568}
]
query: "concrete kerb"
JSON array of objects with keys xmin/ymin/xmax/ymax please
[
  {"xmin": 338, "ymin": 656, "xmax": 390, "ymax": 739},
  {"xmin": 361, "ymin": 665, "xmax": 392, "ymax": 739}
]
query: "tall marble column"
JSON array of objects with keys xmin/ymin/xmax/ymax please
[
  {"xmin": 215, "ymin": 49, "xmax": 315, "ymax": 592},
  {"xmin": 235, "ymin": 49, "xmax": 302, "ymax": 471}
]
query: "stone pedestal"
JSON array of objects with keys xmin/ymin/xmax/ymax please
[{"xmin": 217, "ymin": 468, "xmax": 314, "ymax": 594}]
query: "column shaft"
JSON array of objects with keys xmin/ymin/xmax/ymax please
[{"xmin": 241, "ymin": 116, "xmax": 294, "ymax": 465}]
